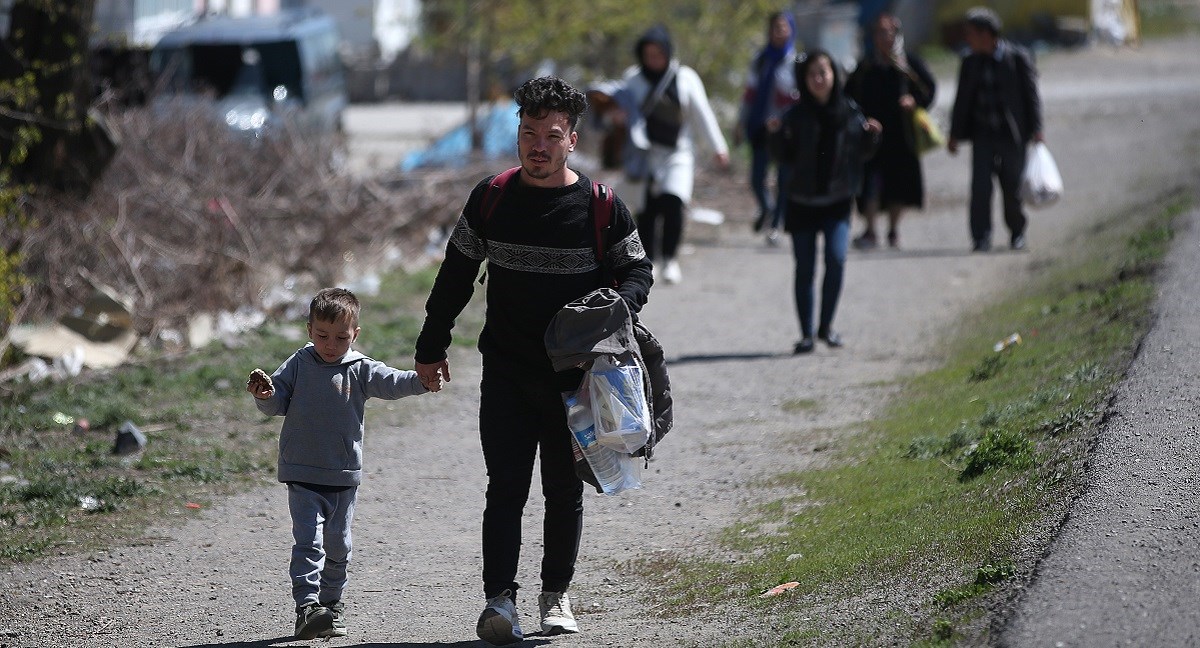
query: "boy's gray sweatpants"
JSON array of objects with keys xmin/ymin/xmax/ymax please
[{"xmin": 287, "ymin": 483, "xmax": 357, "ymax": 609}]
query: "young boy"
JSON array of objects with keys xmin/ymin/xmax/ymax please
[{"xmin": 247, "ymin": 287, "xmax": 435, "ymax": 640}]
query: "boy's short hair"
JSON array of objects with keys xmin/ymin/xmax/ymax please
[
  {"xmin": 965, "ymin": 7, "xmax": 1002, "ymax": 36},
  {"xmin": 514, "ymin": 76, "xmax": 587, "ymax": 131},
  {"xmin": 309, "ymin": 287, "xmax": 360, "ymax": 326}
]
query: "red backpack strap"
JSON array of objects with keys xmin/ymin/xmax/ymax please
[
  {"xmin": 591, "ymin": 181, "xmax": 615, "ymax": 262},
  {"xmin": 480, "ymin": 166, "xmax": 522, "ymax": 224}
]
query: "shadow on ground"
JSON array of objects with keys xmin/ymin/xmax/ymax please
[
  {"xmin": 849, "ymin": 246, "xmax": 1028, "ymax": 261},
  {"xmin": 176, "ymin": 638, "xmax": 552, "ymax": 648},
  {"xmin": 669, "ymin": 351, "xmax": 792, "ymax": 365}
]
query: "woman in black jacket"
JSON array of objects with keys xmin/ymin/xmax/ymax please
[
  {"xmin": 773, "ymin": 50, "xmax": 880, "ymax": 354},
  {"xmin": 846, "ymin": 11, "xmax": 936, "ymax": 249}
]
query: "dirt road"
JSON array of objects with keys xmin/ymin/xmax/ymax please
[{"xmin": 3, "ymin": 37, "xmax": 1200, "ymax": 648}]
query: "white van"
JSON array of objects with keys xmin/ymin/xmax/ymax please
[{"xmin": 150, "ymin": 8, "xmax": 347, "ymax": 136}]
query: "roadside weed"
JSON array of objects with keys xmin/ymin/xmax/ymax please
[
  {"xmin": 0, "ymin": 266, "xmax": 478, "ymax": 563},
  {"xmin": 629, "ymin": 193, "xmax": 1188, "ymax": 646}
]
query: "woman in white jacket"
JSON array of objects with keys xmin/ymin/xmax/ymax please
[{"xmin": 617, "ymin": 25, "xmax": 729, "ymax": 284}]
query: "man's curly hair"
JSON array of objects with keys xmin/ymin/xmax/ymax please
[{"xmin": 514, "ymin": 76, "xmax": 588, "ymax": 130}]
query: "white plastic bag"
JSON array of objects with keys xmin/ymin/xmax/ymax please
[
  {"xmin": 587, "ymin": 355, "xmax": 651, "ymax": 454},
  {"xmin": 1021, "ymin": 142, "xmax": 1063, "ymax": 208},
  {"xmin": 564, "ymin": 372, "xmax": 642, "ymax": 496}
]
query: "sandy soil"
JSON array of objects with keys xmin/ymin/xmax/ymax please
[{"xmin": 2, "ymin": 36, "xmax": 1200, "ymax": 648}]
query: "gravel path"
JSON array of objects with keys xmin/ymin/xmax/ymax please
[
  {"xmin": 3, "ymin": 37, "xmax": 1200, "ymax": 648},
  {"xmin": 997, "ymin": 205, "xmax": 1200, "ymax": 648},
  {"xmin": 997, "ymin": 166, "xmax": 1200, "ymax": 644}
]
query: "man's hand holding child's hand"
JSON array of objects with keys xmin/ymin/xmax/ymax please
[{"xmin": 415, "ymin": 360, "xmax": 449, "ymax": 393}]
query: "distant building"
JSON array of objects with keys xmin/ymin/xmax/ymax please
[
  {"xmin": 305, "ymin": 0, "xmax": 419, "ymax": 64},
  {"xmin": 94, "ymin": 0, "xmax": 196, "ymax": 47}
]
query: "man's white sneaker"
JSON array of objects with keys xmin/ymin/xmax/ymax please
[
  {"xmin": 663, "ymin": 259, "xmax": 682, "ymax": 284},
  {"xmin": 476, "ymin": 590, "xmax": 523, "ymax": 645},
  {"xmin": 538, "ymin": 591, "xmax": 579, "ymax": 635}
]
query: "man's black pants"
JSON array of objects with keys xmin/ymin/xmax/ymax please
[
  {"xmin": 970, "ymin": 136, "xmax": 1028, "ymax": 245},
  {"xmin": 479, "ymin": 361, "xmax": 584, "ymax": 600}
]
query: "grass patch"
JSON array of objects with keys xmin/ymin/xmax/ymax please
[
  {"xmin": 627, "ymin": 192, "xmax": 1190, "ymax": 646},
  {"xmin": 781, "ymin": 398, "xmax": 822, "ymax": 413},
  {"xmin": 0, "ymin": 266, "xmax": 481, "ymax": 564},
  {"xmin": 1139, "ymin": 1, "xmax": 1200, "ymax": 38}
]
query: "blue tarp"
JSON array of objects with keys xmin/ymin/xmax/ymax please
[{"xmin": 400, "ymin": 100, "xmax": 520, "ymax": 172}]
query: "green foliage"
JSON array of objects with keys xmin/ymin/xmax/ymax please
[
  {"xmin": 1140, "ymin": 1, "xmax": 1200, "ymax": 37},
  {"xmin": 967, "ymin": 353, "xmax": 1006, "ymax": 382},
  {"xmin": 419, "ymin": 0, "xmax": 785, "ymax": 98},
  {"xmin": 933, "ymin": 562, "xmax": 1015, "ymax": 607},
  {"xmin": 959, "ymin": 428, "xmax": 1034, "ymax": 481},
  {"xmin": 0, "ymin": 231, "xmax": 27, "ymax": 332},
  {"xmin": 624, "ymin": 193, "xmax": 1186, "ymax": 646}
]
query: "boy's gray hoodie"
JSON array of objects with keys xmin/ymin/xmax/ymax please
[{"xmin": 256, "ymin": 343, "xmax": 426, "ymax": 486}]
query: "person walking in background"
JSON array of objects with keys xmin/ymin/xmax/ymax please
[
  {"xmin": 413, "ymin": 77, "xmax": 653, "ymax": 645},
  {"xmin": 773, "ymin": 50, "xmax": 881, "ymax": 354},
  {"xmin": 615, "ymin": 24, "xmax": 729, "ymax": 285},
  {"xmin": 735, "ymin": 11, "xmax": 798, "ymax": 246},
  {"xmin": 847, "ymin": 10, "xmax": 937, "ymax": 250},
  {"xmin": 247, "ymin": 287, "xmax": 430, "ymax": 640},
  {"xmin": 948, "ymin": 6, "xmax": 1043, "ymax": 252}
]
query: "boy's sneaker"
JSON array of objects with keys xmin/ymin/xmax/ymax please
[
  {"xmin": 294, "ymin": 603, "xmax": 334, "ymax": 640},
  {"xmin": 323, "ymin": 600, "xmax": 348, "ymax": 637},
  {"xmin": 476, "ymin": 589, "xmax": 523, "ymax": 645},
  {"xmin": 538, "ymin": 591, "xmax": 579, "ymax": 635}
]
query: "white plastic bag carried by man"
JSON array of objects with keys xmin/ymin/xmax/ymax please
[
  {"xmin": 563, "ymin": 357, "xmax": 649, "ymax": 495},
  {"xmin": 1021, "ymin": 142, "xmax": 1063, "ymax": 208}
]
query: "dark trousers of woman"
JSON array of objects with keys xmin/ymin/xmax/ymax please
[
  {"xmin": 479, "ymin": 360, "xmax": 584, "ymax": 601},
  {"xmin": 638, "ymin": 191, "xmax": 684, "ymax": 261},
  {"xmin": 789, "ymin": 201, "xmax": 851, "ymax": 339},
  {"xmin": 750, "ymin": 132, "xmax": 790, "ymax": 230}
]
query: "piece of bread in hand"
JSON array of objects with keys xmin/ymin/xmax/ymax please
[{"xmin": 247, "ymin": 368, "xmax": 274, "ymax": 396}]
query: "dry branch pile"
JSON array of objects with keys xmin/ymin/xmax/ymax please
[{"xmin": 16, "ymin": 103, "xmax": 484, "ymax": 343}]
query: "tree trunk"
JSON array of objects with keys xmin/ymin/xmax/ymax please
[{"xmin": 0, "ymin": 0, "xmax": 115, "ymax": 193}]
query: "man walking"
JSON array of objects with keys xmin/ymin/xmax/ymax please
[
  {"xmin": 413, "ymin": 76, "xmax": 653, "ymax": 645},
  {"xmin": 948, "ymin": 7, "xmax": 1043, "ymax": 252}
]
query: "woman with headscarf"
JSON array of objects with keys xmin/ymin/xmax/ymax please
[
  {"xmin": 773, "ymin": 50, "xmax": 881, "ymax": 353},
  {"xmin": 845, "ymin": 11, "xmax": 937, "ymax": 250},
  {"xmin": 735, "ymin": 11, "xmax": 798, "ymax": 245},
  {"xmin": 616, "ymin": 24, "xmax": 729, "ymax": 285}
]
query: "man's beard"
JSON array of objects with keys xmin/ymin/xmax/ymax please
[{"xmin": 522, "ymin": 153, "xmax": 563, "ymax": 179}]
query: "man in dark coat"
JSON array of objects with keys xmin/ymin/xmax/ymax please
[{"xmin": 948, "ymin": 7, "xmax": 1043, "ymax": 252}]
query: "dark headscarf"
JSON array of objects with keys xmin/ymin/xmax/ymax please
[
  {"xmin": 635, "ymin": 24, "xmax": 674, "ymax": 84},
  {"xmin": 757, "ymin": 12, "xmax": 796, "ymax": 71}
]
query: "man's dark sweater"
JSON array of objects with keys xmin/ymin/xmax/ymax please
[{"xmin": 415, "ymin": 171, "xmax": 653, "ymax": 375}]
